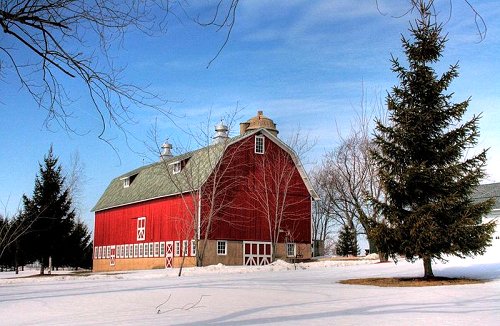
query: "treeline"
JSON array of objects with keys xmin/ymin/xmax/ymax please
[{"xmin": 0, "ymin": 147, "xmax": 93, "ymax": 273}]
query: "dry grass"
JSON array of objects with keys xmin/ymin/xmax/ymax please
[{"xmin": 339, "ymin": 277, "xmax": 486, "ymax": 287}]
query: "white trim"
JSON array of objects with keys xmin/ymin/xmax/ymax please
[
  {"xmin": 197, "ymin": 190, "xmax": 201, "ymax": 241},
  {"xmin": 191, "ymin": 240, "xmax": 196, "ymax": 256},
  {"xmin": 217, "ymin": 240, "xmax": 227, "ymax": 255},
  {"xmin": 286, "ymin": 243, "xmax": 297, "ymax": 257},
  {"xmin": 139, "ymin": 243, "xmax": 144, "ymax": 257},
  {"xmin": 137, "ymin": 217, "xmax": 146, "ymax": 241},
  {"xmin": 134, "ymin": 244, "xmax": 138, "ymax": 258},
  {"xmin": 160, "ymin": 242, "xmax": 165, "ymax": 257},
  {"xmin": 255, "ymin": 135, "xmax": 265, "ymax": 154},
  {"xmin": 182, "ymin": 240, "xmax": 188, "ymax": 256},
  {"xmin": 243, "ymin": 241, "xmax": 272, "ymax": 265},
  {"xmin": 174, "ymin": 241, "xmax": 181, "ymax": 257},
  {"xmin": 170, "ymin": 161, "xmax": 182, "ymax": 174},
  {"xmin": 154, "ymin": 242, "xmax": 160, "ymax": 257},
  {"xmin": 149, "ymin": 243, "xmax": 154, "ymax": 257}
]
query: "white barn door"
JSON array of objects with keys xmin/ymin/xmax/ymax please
[
  {"xmin": 165, "ymin": 241, "xmax": 173, "ymax": 268},
  {"xmin": 243, "ymin": 241, "xmax": 272, "ymax": 266}
]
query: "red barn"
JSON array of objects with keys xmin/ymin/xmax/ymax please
[{"xmin": 92, "ymin": 111, "xmax": 318, "ymax": 271}]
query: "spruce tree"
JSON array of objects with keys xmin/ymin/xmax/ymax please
[
  {"xmin": 336, "ymin": 224, "xmax": 359, "ymax": 257},
  {"xmin": 371, "ymin": 1, "xmax": 495, "ymax": 278},
  {"xmin": 20, "ymin": 146, "xmax": 76, "ymax": 274}
]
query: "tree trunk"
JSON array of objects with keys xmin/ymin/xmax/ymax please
[
  {"xmin": 378, "ymin": 252, "xmax": 388, "ymax": 263},
  {"xmin": 39, "ymin": 258, "xmax": 45, "ymax": 275},
  {"xmin": 423, "ymin": 256, "xmax": 434, "ymax": 279}
]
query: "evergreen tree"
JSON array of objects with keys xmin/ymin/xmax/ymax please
[
  {"xmin": 19, "ymin": 146, "xmax": 77, "ymax": 274},
  {"xmin": 65, "ymin": 220, "xmax": 93, "ymax": 269},
  {"xmin": 371, "ymin": 1, "xmax": 495, "ymax": 278},
  {"xmin": 336, "ymin": 224, "xmax": 359, "ymax": 257}
]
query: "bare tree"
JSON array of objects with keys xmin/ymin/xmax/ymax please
[
  {"xmin": 246, "ymin": 131, "xmax": 314, "ymax": 262},
  {"xmin": 149, "ymin": 109, "xmax": 248, "ymax": 275},
  {"xmin": 313, "ymin": 101, "xmax": 386, "ymax": 258},
  {"xmin": 0, "ymin": 1, "xmax": 239, "ymax": 141}
]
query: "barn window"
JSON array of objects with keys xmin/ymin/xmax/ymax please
[
  {"xmin": 217, "ymin": 240, "xmax": 227, "ymax": 255},
  {"xmin": 106, "ymin": 246, "xmax": 111, "ymax": 259},
  {"xmin": 174, "ymin": 241, "xmax": 180, "ymax": 256},
  {"xmin": 149, "ymin": 243, "xmax": 154, "ymax": 257},
  {"xmin": 286, "ymin": 243, "xmax": 296, "ymax": 257},
  {"xmin": 137, "ymin": 217, "xmax": 146, "ymax": 241},
  {"xmin": 191, "ymin": 240, "xmax": 196, "ymax": 256},
  {"xmin": 160, "ymin": 242, "xmax": 165, "ymax": 257},
  {"xmin": 172, "ymin": 161, "xmax": 182, "ymax": 174},
  {"xmin": 97, "ymin": 247, "xmax": 102, "ymax": 259},
  {"xmin": 134, "ymin": 244, "xmax": 138, "ymax": 257},
  {"xmin": 121, "ymin": 174, "xmax": 137, "ymax": 188},
  {"xmin": 139, "ymin": 243, "xmax": 144, "ymax": 257},
  {"xmin": 154, "ymin": 242, "xmax": 160, "ymax": 257},
  {"xmin": 182, "ymin": 240, "xmax": 188, "ymax": 256},
  {"xmin": 94, "ymin": 247, "xmax": 98, "ymax": 259},
  {"xmin": 255, "ymin": 135, "xmax": 265, "ymax": 154}
]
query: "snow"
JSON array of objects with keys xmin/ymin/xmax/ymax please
[{"xmin": 1, "ymin": 245, "xmax": 499, "ymax": 325}]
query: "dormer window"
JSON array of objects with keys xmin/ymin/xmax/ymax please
[
  {"xmin": 121, "ymin": 174, "xmax": 137, "ymax": 188},
  {"xmin": 172, "ymin": 161, "xmax": 181, "ymax": 174},
  {"xmin": 255, "ymin": 135, "xmax": 265, "ymax": 154}
]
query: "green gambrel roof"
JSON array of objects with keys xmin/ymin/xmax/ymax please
[
  {"xmin": 92, "ymin": 142, "xmax": 226, "ymax": 212},
  {"xmin": 93, "ymin": 128, "xmax": 319, "ymax": 212}
]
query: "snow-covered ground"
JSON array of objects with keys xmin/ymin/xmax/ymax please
[{"xmin": 1, "ymin": 245, "xmax": 499, "ymax": 325}]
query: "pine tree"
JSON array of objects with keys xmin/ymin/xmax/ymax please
[
  {"xmin": 20, "ymin": 146, "xmax": 77, "ymax": 274},
  {"xmin": 336, "ymin": 224, "xmax": 359, "ymax": 257},
  {"xmin": 371, "ymin": 1, "xmax": 495, "ymax": 278}
]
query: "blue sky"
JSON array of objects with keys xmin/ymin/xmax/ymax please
[{"xmin": 1, "ymin": 0, "xmax": 499, "ymax": 230}]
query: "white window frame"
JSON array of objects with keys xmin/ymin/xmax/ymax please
[
  {"xmin": 255, "ymin": 135, "xmax": 265, "ymax": 154},
  {"xmin": 137, "ymin": 217, "xmax": 146, "ymax": 241},
  {"xmin": 182, "ymin": 240, "xmax": 188, "ymax": 256},
  {"xmin": 286, "ymin": 243, "xmax": 297, "ymax": 257},
  {"xmin": 171, "ymin": 161, "xmax": 181, "ymax": 174},
  {"xmin": 97, "ymin": 246, "xmax": 102, "ymax": 259},
  {"xmin": 160, "ymin": 242, "xmax": 165, "ymax": 257},
  {"xmin": 149, "ymin": 243, "xmax": 154, "ymax": 257},
  {"xmin": 106, "ymin": 246, "xmax": 111, "ymax": 259},
  {"xmin": 139, "ymin": 243, "xmax": 144, "ymax": 257},
  {"xmin": 154, "ymin": 242, "xmax": 160, "ymax": 257},
  {"xmin": 94, "ymin": 247, "xmax": 98, "ymax": 259},
  {"xmin": 217, "ymin": 240, "xmax": 227, "ymax": 256},
  {"xmin": 134, "ymin": 244, "xmax": 138, "ymax": 258},
  {"xmin": 174, "ymin": 241, "xmax": 180, "ymax": 257},
  {"xmin": 191, "ymin": 240, "xmax": 196, "ymax": 257},
  {"xmin": 123, "ymin": 177, "xmax": 130, "ymax": 188}
]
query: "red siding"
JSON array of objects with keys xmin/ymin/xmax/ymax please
[
  {"xmin": 200, "ymin": 134, "xmax": 312, "ymax": 243},
  {"xmin": 94, "ymin": 194, "xmax": 195, "ymax": 246}
]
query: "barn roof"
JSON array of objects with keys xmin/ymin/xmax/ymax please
[
  {"xmin": 473, "ymin": 182, "xmax": 500, "ymax": 210},
  {"xmin": 92, "ymin": 142, "xmax": 226, "ymax": 212},
  {"xmin": 93, "ymin": 129, "xmax": 319, "ymax": 212}
]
